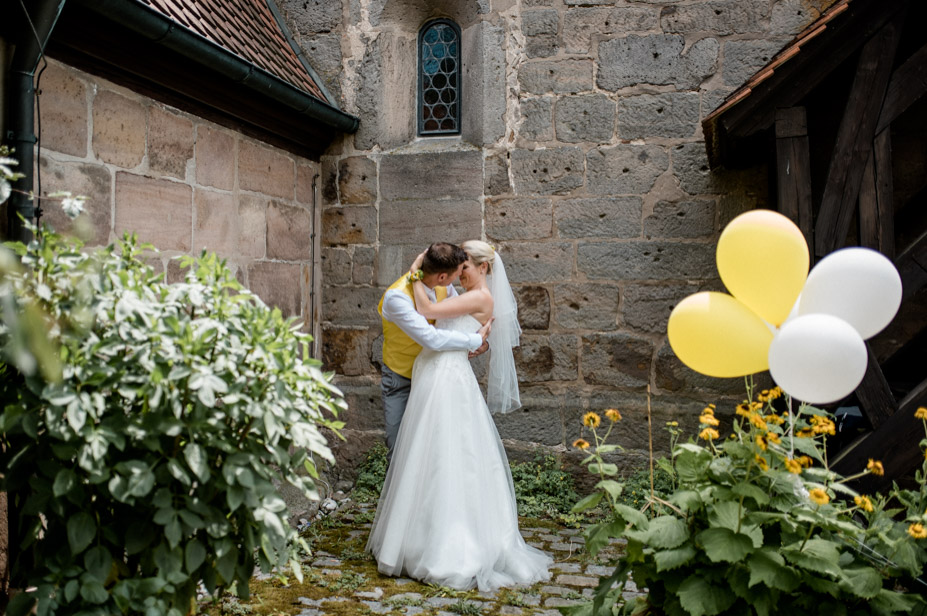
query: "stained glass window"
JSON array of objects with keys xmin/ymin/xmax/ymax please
[{"xmin": 418, "ymin": 19, "xmax": 461, "ymax": 135}]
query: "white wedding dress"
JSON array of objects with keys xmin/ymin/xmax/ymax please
[{"xmin": 366, "ymin": 314, "xmax": 553, "ymax": 591}]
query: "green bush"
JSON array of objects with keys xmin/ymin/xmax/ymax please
[
  {"xmin": 353, "ymin": 441, "xmax": 389, "ymax": 503},
  {"xmin": 510, "ymin": 454, "xmax": 580, "ymax": 521},
  {"xmin": 0, "ymin": 225, "xmax": 346, "ymax": 616},
  {"xmin": 569, "ymin": 388, "xmax": 927, "ymax": 616}
]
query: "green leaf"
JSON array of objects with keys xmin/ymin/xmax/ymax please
[
  {"xmin": 67, "ymin": 512, "xmax": 96, "ymax": 555},
  {"xmin": 731, "ymin": 481, "xmax": 769, "ymax": 506},
  {"xmin": 594, "ymin": 479, "xmax": 623, "ymax": 500},
  {"xmin": 747, "ymin": 547, "xmax": 800, "ymax": 592},
  {"xmin": 84, "ymin": 546, "xmax": 113, "ymax": 582},
  {"xmin": 870, "ymin": 588, "xmax": 921, "ymax": 612},
  {"xmin": 165, "ymin": 518, "xmax": 182, "ymax": 548},
  {"xmin": 583, "ymin": 519, "xmax": 625, "ymax": 558},
  {"xmin": 677, "ymin": 574, "xmax": 736, "ymax": 616},
  {"xmin": 183, "ymin": 443, "xmax": 210, "ymax": 482},
  {"xmin": 671, "ymin": 490, "xmax": 703, "ymax": 513},
  {"xmin": 676, "ymin": 448, "xmax": 712, "ymax": 483},
  {"xmin": 708, "ymin": 501, "xmax": 742, "ymax": 532},
  {"xmin": 655, "ymin": 544, "xmax": 697, "ymax": 572},
  {"xmin": 839, "ymin": 566, "xmax": 882, "ymax": 599},
  {"xmin": 697, "ymin": 527, "xmax": 754, "ymax": 563},
  {"xmin": 185, "ymin": 540, "xmax": 207, "ymax": 573},
  {"xmin": 80, "ymin": 580, "xmax": 109, "ymax": 604},
  {"xmin": 589, "ymin": 463, "xmax": 618, "ymax": 476},
  {"xmin": 646, "ymin": 516, "xmax": 689, "ymax": 549},
  {"xmin": 572, "ymin": 491, "xmax": 604, "ymax": 513},
  {"xmin": 126, "ymin": 524, "xmax": 155, "ymax": 555},
  {"xmin": 782, "ymin": 539, "xmax": 841, "ymax": 577},
  {"xmin": 6, "ymin": 592, "xmax": 36, "ymax": 616},
  {"xmin": 53, "ymin": 469, "xmax": 77, "ymax": 497},
  {"xmin": 614, "ymin": 504, "xmax": 649, "ymax": 528}
]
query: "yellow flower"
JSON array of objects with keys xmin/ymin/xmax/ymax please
[
  {"xmin": 908, "ymin": 523, "xmax": 927, "ymax": 539},
  {"xmin": 766, "ymin": 432, "xmax": 781, "ymax": 445},
  {"xmin": 572, "ymin": 438, "xmax": 590, "ymax": 450},
  {"xmin": 699, "ymin": 427, "xmax": 720, "ymax": 441},
  {"xmin": 666, "ymin": 420, "xmax": 679, "ymax": 427},
  {"xmin": 766, "ymin": 414, "xmax": 786, "ymax": 426},
  {"xmin": 699, "ymin": 414, "xmax": 720, "ymax": 427},
  {"xmin": 769, "ymin": 387, "xmax": 783, "ymax": 399},
  {"xmin": 750, "ymin": 401, "xmax": 763, "ymax": 411},
  {"xmin": 866, "ymin": 459, "xmax": 884, "ymax": 476},
  {"xmin": 915, "ymin": 406, "xmax": 927, "ymax": 420},
  {"xmin": 796, "ymin": 428, "xmax": 814, "ymax": 438},
  {"xmin": 702, "ymin": 405, "xmax": 715, "ymax": 416},
  {"xmin": 605, "ymin": 408, "xmax": 622, "ymax": 422},
  {"xmin": 809, "ymin": 488, "xmax": 830, "ymax": 506},
  {"xmin": 812, "ymin": 417, "xmax": 836, "ymax": 435},
  {"xmin": 854, "ymin": 495, "xmax": 874, "ymax": 512},
  {"xmin": 749, "ymin": 413, "xmax": 768, "ymax": 431},
  {"xmin": 784, "ymin": 458, "xmax": 802, "ymax": 474},
  {"xmin": 756, "ymin": 434, "xmax": 768, "ymax": 451},
  {"xmin": 582, "ymin": 412, "xmax": 601, "ymax": 429},
  {"xmin": 798, "ymin": 455, "xmax": 813, "ymax": 468},
  {"xmin": 754, "ymin": 454, "xmax": 769, "ymax": 471},
  {"xmin": 757, "ymin": 390, "xmax": 770, "ymax": 403},
  {"xmin": 735, "ymin": 403, "xmax": 751, "ymax": 417}
]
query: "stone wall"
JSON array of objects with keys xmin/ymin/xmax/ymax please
[
  {"xmin": 279, "ymin": 0, "xmax": 837, "ymax": 479},
  {"xmin": 34, "ymin": 59, "xmax": 320, "ymax": 324}
]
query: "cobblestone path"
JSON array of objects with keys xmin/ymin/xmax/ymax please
[{"xmin": 204, "ymin": 499, "xmax": 641, "ymax": 616}]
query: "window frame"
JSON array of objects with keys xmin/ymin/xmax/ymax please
[{"xmin": 417, "ymin": 18, "xmax": 462, "ymax": 137}]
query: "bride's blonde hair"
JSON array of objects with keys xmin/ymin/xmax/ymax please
[{"xmin": 462, "ymin": 240, "xmax": 494, "ymax": 274}]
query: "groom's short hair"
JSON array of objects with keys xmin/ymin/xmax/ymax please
[{"xmin": 422, "ymin": 242, "xmax": 468, "ymax": 275}]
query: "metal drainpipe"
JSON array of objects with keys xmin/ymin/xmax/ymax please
[{"xmin": 5, "ymin": 0, "xmax": 67, "ymax": 243}]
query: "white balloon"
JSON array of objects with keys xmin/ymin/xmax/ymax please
[
  {"xmin": 768, "ymin": 314, "xmax": 868, "ymax": 404},
  {"xmin": 798, "ymin": 247, "xmax": 902, "ymax": 339}
]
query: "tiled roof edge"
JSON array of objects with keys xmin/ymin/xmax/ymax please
[{"xmin": 265, "ymin": 0, "xmax": 339, "ymax": 108}]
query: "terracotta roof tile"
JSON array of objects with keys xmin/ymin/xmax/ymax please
[
  {"xmin": 138, "ymin": 0, "xmax": 328, "ymax": 103},
  {"xmin": 704, "ymin": 0, "xmax": 852, "ymax": 125}
]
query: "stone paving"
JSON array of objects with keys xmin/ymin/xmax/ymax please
[{"xmin": 209, "ymin": 499, "xmax": 644, "ymax": 616}]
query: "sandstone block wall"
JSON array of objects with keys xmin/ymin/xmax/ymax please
[
  {"xmin": 34, "ymin": 60, "xmax": 320, "ymax": 325},
  {"xmin": 279, "ymin": 0, "xmax": 836, "ymax": 478}
]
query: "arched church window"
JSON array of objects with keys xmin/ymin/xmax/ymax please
[{"xmin": 418, "ymin": 19, "xmax": 461, "ymax": 135}]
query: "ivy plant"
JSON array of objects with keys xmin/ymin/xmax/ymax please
[
  {"xmin": 568, "ymin": 387, "xmax": 927, "ymax": 616},
  {"xmin": 1, "ymin": 222, "xmax": 346, "ymax": 616}
]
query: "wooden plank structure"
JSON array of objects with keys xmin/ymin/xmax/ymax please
[{"xmin": 702, "ymin": 0, "xmax": 927, "ymax": 491}]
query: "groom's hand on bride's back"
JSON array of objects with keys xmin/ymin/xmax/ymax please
[{"xmin": 469, "ymin": 317, "xmax": 493, "ymax": 359}]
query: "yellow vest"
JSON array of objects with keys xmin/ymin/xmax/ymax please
[{"xmin": 378, "ymin": 275, "xmax": 448, "ymax": 378}]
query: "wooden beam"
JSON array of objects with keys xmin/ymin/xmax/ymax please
[
  {"xmin": 897, "ymin": 229, "xmax": 927, "ymax": 302},
  {"xmin": 876, "ymin": 41, "xmax": 927, "ymax": 134},
  {"xmin": 775, "ymin": 107, "xmax": 815, "ymax": 256},
  {"xmin": 854, "ymin": 344, "xmax": 896, "ymax": 430},
  {"xmin": 832, "ymin": 376, "xmax": 927, "ymax": 493},
  {"xmin": 858, "ymin": 130, "xmax": 895, "ymax": 258},
  {"xmin": 722, "ymin": 0, "xmax": 908, "ymax": 140},
  {"xmin": 814, "ymin": 14, "xmax": 905, "ymax": 256}
]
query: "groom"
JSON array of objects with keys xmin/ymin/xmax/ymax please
[{"xmin": 378, "ymin": 242, "xmax": 491, "ymax": 458}]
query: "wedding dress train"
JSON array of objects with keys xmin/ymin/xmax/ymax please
[{"xmin": 366, "ymin": 314, "xmax": 552, "ymax": 591}]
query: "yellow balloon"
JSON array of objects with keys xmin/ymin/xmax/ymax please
[
  {"xmin": 717, "ymin": 210, "xmax": 809, "ymax": 326},
  {"xmin": 667, "ymin": 292, "xmax": 774, "ymax": 378}
]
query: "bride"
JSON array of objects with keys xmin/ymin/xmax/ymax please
[{"xmin": 366, "ymin": 240, "xmax": 552, "ymax": 591}]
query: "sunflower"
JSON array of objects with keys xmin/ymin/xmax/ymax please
[
  {"xmin": 915, "ymin": 406, "xmax": 927, "ymax": 420},
  {"xmin": 748, "ymin": 413, "xmax": 768, "ymax": 431},
  {"xmin": 812, "ymin": 418, "xmax": 836, "ymax": 436},
  {"xmin": 699, "ymin": 414, "xmax": 720, "ymax": 427},
  {"xmin": 854, "ymin": 495, "xmax": 874, "ymax": 512},
  {"xmin": 699, "ymin": 427, "xmax": 720, "ymax": 441},
  {"xmin": 768, "ymin": 387, "xmax": 783, "ymax": 399},
  {"xmin": 796, "ymin": 428, "xmax": 815, "ymax": 438},
  {"xmin": 798, "ymin": 455, "xmax": 814, "ymax": 468},
  {"xmin": 866, "ymin": 459, "xmax": 884, "ymax": 476},
  {"xmin": 735, "ymin": 402, "xmax": 751, "ymax": 417},
  {"xmin": 582, "ymin": 412, "xmax": 601, "ymax": 429},
  {"xmin": 572, "ymin": 438, "xmax": 590, "ymax": 450},
  {"xmin": 766, "ymin": 431, "xmax": 781, "ymax": 445},
  {"xmin": 766, "ymin": 414, "xmax": 786, "ymax": 426},
  {"xmin": 784, "ymin": 458, "xmax": 802, "ymax": 474},
  {"xmin": 605, "ymin": 408, "xmax": 622, "ymax": 422},
  {"xmin": 809, "ymin": 488, "xmax": 830, "ymax": 506},
  {"xmin": 755, "ymin": 434, "xmax": 768, "ymax": 451},
  {"xmin": 702, "ymin": 405, "xmax": 715, "ymax": 416},
  {"xmin": 908, "ymin": 523, "xmax": 927, "ymax": 539}
]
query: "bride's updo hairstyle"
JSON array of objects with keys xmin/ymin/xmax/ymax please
[{"xmin": 462, "ymin": 240, "xmax": 494, "ymax": 274}]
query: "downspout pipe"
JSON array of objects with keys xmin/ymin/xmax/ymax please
[
  {"xmin": 6, "ymin": 0, "xmax": 67, "ymax": 243},
  {"xmin": 72, "ymin": 0, "xmax": 359, "ymax": 134}
]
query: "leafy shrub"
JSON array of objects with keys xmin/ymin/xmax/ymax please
[
  {"xmin": 570, "ymin": 388, "xmax": 927, "ymax": 616},
  {"xmin": 510, "ymin": 454, "xmax": 580, "ymax": 520},
  {"xmin": 0, "ymin": 225, "xmax": 346, "ymax": 616},
  {"xmin": 614, "ymin": 464, "xmax": 674, "ymax": 512},
  {"xmin": 352, "ymin": 441, "xmax": 390, "ymax": 502}
]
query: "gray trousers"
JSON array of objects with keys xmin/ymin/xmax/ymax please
[{"xmin": 381, "ymin": 365, "xmax": 412, "ymax": 459}]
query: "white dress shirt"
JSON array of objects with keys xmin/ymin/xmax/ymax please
[{"xmin": 381, "ymin": 284, "xmax": 482, "ymax": 352}]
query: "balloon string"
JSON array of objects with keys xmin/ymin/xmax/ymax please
[{"xmin": 787, "ymin": 394, "xmax": 795, "ymax": 458}]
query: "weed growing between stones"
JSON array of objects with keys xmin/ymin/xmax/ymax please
[
  {"xmin": 510, "ymin": 454, "xmax": 582, "ymax": 523},
  {"xmin": 448, "ymin": 598, "xmax": 484, "ymax": 614},
  {"xmin": 353, "ymin": 441, "xmax": 390, "ymax": 503}
]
